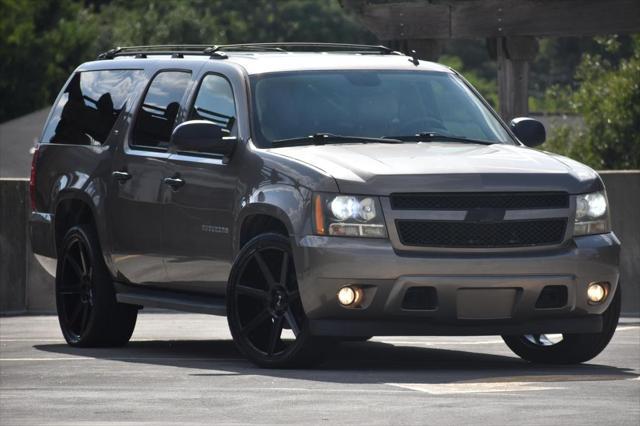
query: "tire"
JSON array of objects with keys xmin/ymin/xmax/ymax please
[
  {"xmin": 56, "ymin": 224, "xmax": 138, "ymax": 347},
  {"xmin": 226, "ymin": 233, "xmax": 332, "ymax": 368},
  {"xmin": 502, "ymin": 283, "xmax": 621, "ymax": 364}
]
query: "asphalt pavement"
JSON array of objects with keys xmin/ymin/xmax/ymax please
[{"xmin": 1, "ymin": 313, "xmax": 639, "ymax": 425}]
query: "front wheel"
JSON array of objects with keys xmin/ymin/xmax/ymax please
[
  {"xmin": 502, "ymin": 284, "xmax": 621, "ymax": 364},
  {"xmin": 226, "ymin": 233, "xmax": 331, "ymax": 368}
]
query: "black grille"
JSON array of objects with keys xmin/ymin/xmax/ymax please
[
  {"xmin": 396, "ymin": 219, "xmax": 567, "ymax": 248},
  {"xmin": 390, "ymin": 192, "xmax": 569, "ymax": 210}
]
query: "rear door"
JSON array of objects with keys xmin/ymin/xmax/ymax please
[
  {"xmin": 108, "ymin": 70, "xmax": 192, "ymax": 285},
  {"xmin": 162, "ymin": 73, "xmax": 239, "ymax": 294}
]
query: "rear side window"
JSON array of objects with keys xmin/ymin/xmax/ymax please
[
  {"xmin": 42, "ymin": 70, "xmax": 143, "ymax": 145},
  {"xmin": 131, "ymin": 71, "xmax": 191, "ymax": 150},
  {"xmin": 189, "ymin": 74, "xmax": 236, "ymax": 133}
]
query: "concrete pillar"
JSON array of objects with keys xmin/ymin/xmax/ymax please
[
  {"xmin": 496, "ymin": 36, "xmax": 538, "ymax": 121},
  {"xmin": 0, "ymin": 179, "xmax": 28, "ymax": 313}
]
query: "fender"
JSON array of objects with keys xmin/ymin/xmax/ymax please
[
  {"xmin": 234, "ymin": 183, "xmax": 312, "ymax": 254},
  {"xmin": 52, "ymin": 175, "xmax": 112, "ymax": 270}
]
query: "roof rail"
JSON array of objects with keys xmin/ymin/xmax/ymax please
[
  {"xmin": 214, "ymin": 43, "xmax": 398, "ymax": 54},
  {"xmin": 97, "ymin": 43, "xmax": 400, "ymax": 59},
  {"xmin": 97, "ymin": 45, "xmax": 217, "ymax": 60}
]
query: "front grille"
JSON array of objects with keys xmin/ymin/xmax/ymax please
[
  {"xmin": 390, "ymin": 192, "xmax": 569, "ymax": 210},
  {"xmin": 396, "ymin": 219, "xmax": 567, "ymax": 248}
]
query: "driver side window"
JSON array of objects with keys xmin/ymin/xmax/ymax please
[{"xmin": 189, "ymin": 74, "xmax": 237, "ymax": 135}]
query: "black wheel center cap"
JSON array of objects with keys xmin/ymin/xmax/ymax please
[{"xmin": 270, "ymin": 287, "xmax": 289, "ymax": 314}]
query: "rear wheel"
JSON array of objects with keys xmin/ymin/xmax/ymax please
[
  {"xmin": 502, "ymin": 284, "xmax": 621, "ymax": 364},
  {"xmin": 227, "ymin": 233, "xmax": 331, "ymax": 368},
  {"xmin": 56, "ymin": 224, "xmax": 138, "ymax": 347}
]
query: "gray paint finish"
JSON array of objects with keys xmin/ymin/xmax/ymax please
[{"xmin": 21, "ymin": 51, "xmax": 627, "ymax": 335}]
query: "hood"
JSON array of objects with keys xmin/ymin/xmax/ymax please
[{"xmin": 267, "ymin": 142, "xmax": 602, "ymax": 194}]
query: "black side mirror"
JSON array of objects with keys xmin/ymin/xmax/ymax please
[
  {"xmin": 509, "ymin": 117, "xmax": 546, "ymax": 147},
  {"xmin": 171, "ymin": 120, "xmax": 236, "ymax": 159}
]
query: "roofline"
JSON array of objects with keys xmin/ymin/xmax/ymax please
[{"xmin": 96, "ymin": 42, "xmax": 403, "ymax": 60}]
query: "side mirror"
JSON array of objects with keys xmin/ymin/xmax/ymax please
[
  {"xmin": 510, "ymin": 117, "xmax": 546, "ymax": 147},
  {"xmin": 171, "ymin": 120, "xmax": 236, "ymax": 159}
]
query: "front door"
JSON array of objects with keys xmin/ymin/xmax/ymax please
[
  {"xmin": 108, "ymin": 70, "xmax": 192, "ymax": 285},
  {"xmin": 163, "ymin": 73, "xmax": 239, "ymax": 294}
]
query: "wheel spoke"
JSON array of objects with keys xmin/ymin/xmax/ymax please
[
  {"xmin": 59, "ymin": 281, "xmax": 83, "ymax": 292},
  {"xmin": 267, "ymin": 316, "xmax": 284, "ymax": 355},
  {"xmin": 524, "ymin": 334, "xmax": 562, "ymax": 347},
  {"xmin": 279, "ymin": 252, "xmax": 289, "ymax": 286},
  {"xmin": 254, "ymin": 251, "xmax": 276, "ymax": 288},
  {"xmin": 66, "ymin": 256, "xmax": 84, "ymax": 280},
  {"xmin": 59, "ymin": 288, "xmax": 83, "ymax": 296},
  {"xmin": 78, "ymin": 244, "xmax": 88, "ymax": 276},
  {"xmin": 240, "ymin": 309, "xmax": 271, "ymax": 336},
  {"xmin": 284, "ymin": 308, "xmax": 300, "ymax": 337},
  {"xmin": 236, "ymin": 285, "xmax": 268, "ymax": 301},
  {"xmin": 80, "ymin": 304, "xmax": 90, "ymax": 333}
]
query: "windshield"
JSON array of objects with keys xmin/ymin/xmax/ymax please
[{"xmin": 250, "ymin": 70, "xmax": 514, "ymax": 148}]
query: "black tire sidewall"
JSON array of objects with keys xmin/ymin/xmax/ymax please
[
  {"xmin": 502, "ymin": 283, "xmax": 622, "ymax": 364},
  {"xmin": 56, "ymin": 224, "xmax": 137, "ymax": 347},
  {"xmin": 226, "ymin": 233, "xmax": 327, "ymax": 368}
]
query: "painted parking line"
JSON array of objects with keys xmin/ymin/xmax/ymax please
[{"xmin": 387, "ymin": 382, "xmax": 563, "ymax": 394}]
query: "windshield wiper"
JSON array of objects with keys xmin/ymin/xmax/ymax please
[
  {"xmin": 272, "ymin": 133, "xmax": 403, "ymax": 147},
  {"xmin": 386, "ymin": 132, "xmax": 499, "ymax": 145}
]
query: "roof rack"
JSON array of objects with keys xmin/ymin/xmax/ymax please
[{"xmin": 97, "ymin": 43, "xmax": 400, "ymax": 59}]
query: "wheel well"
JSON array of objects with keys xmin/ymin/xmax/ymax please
[
  {"xmin": 239, "ymin": 214, "xmax": 289, "ymax": 247},
  {"xmin": 54, "ymin": 198, "xmax": 95, "ymax": 254}
]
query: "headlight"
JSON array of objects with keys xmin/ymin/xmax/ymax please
[
  {"xmin": 574, "ymin": 190, "xmax": 610, "ymax": 236},
  {"xmin": 313, "ymin": 193, "xmax": 387, "ymax": 238}
]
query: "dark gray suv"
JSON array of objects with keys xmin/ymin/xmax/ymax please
[{"xmin": 29, "ymin": 43, "xmax": 621, "ymax": 368}]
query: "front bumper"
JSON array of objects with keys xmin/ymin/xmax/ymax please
[{"xmin": 293, "ymin": 233, "xmax": 620, "ymax": 336}]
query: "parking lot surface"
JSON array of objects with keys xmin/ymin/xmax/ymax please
[{"xmin": 1, "ymin": 313, "xmax": 639, "ymax": 425}]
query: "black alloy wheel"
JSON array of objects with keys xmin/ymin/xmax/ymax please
[
  {"xmin": 56, "ymin": 224, "xmax": 138, "ymax": 347},
  {"xmin": 227, "ymin": 233, "xmax": 330, "ymax": 368},
  {"xmin": 57, "ymin": 234, "xmax": 95, "ymax": 341}
]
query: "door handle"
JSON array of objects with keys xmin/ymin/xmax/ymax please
[
  {"xmin": 112, "ymin": 171, "xmax": 132, "ymax": 182},
  {"xmin": 163, "ymin": 177, "xmax": 185, "ymax": 189}
]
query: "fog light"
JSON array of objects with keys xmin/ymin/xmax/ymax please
[
  {"xmin": 587, "ymin": 282, "xmax": 608, "ymax": 304},
  {"xmin": 337, "ymin": 286, "xmax": 363, "ymax": 306}
]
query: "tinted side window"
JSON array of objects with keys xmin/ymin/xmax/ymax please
[
  {"xmin": 189, "ymin": 74, "xmax": 236, "ymax": 133},
  {"xmin": 42, "ymin": 70, "xmax": 143, "ymax": 145},
  {"xmin": 131, "ymin": 71, "xmax": 191, "ymax": 150}
]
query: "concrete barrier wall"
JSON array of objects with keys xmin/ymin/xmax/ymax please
[
  {"xmin": 0, "ymin": 179, "xmax": 28, "ymax": 312},
  {"xmin": 1, "ymin": 173, "xmax": 639, "ymax": 315},
  {"xmin": 0, "ymin": 179, "xmax": 55, "ymax": 314}
]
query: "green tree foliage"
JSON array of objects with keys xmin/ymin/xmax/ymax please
[
  {"xmin": 545, "ymin": 36, "xmax": 640, "ymax": 169},
  {"xmin": 0, "ymin": 0, "xmax": 374, "ymax": 122},
  {"xmin": 0, "ymin": 0, "xmax": 98, "ymax": 121}
]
